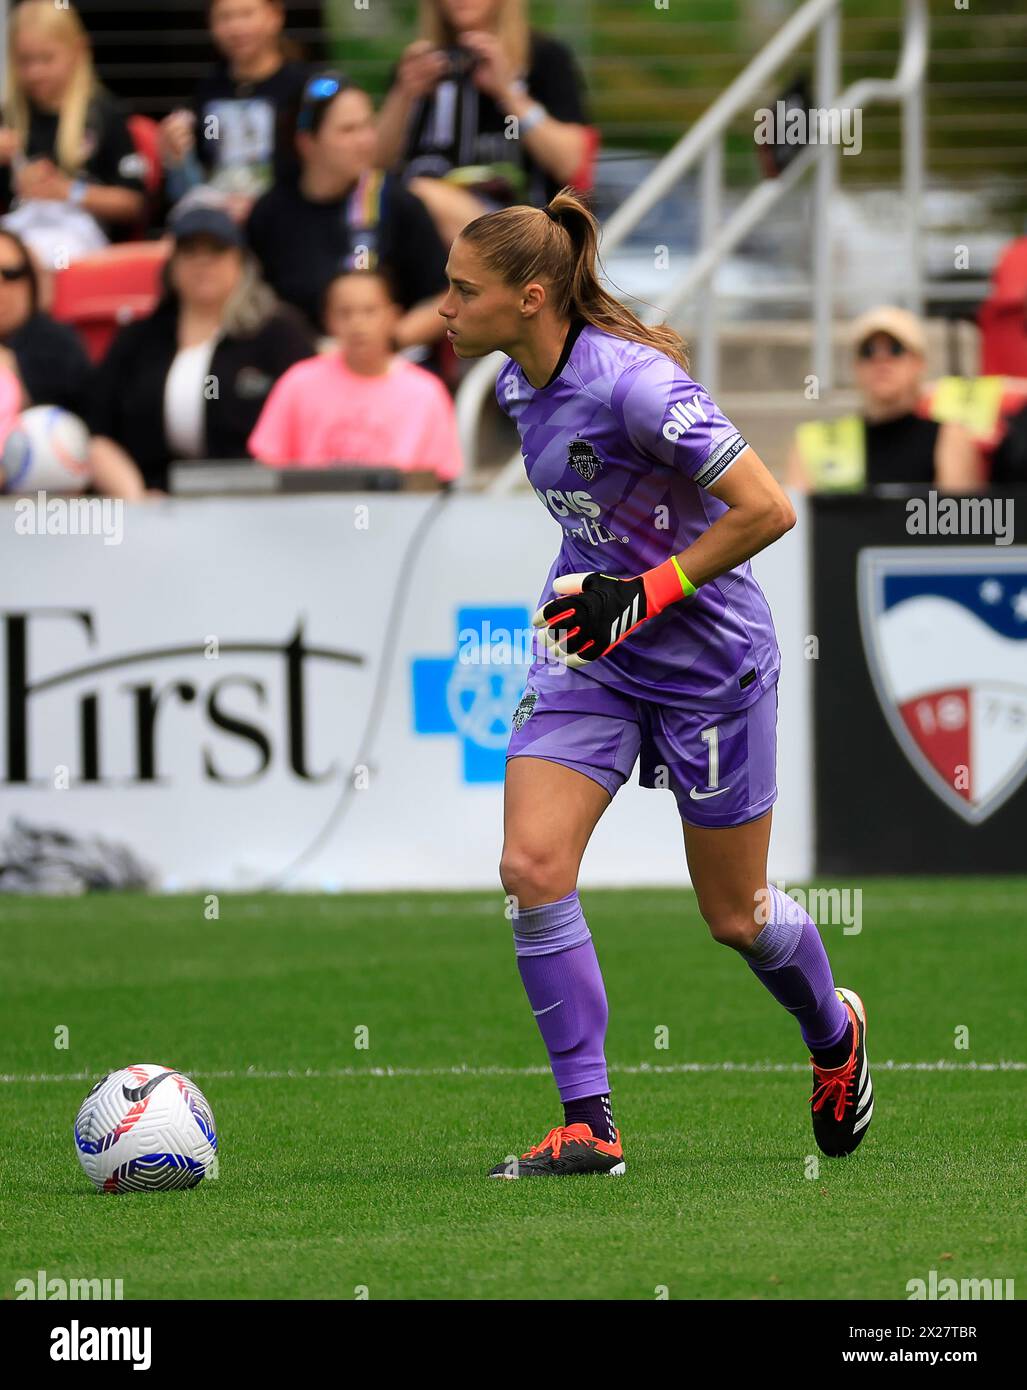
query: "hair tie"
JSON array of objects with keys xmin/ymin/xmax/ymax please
[{"xmin": 543, "ymin": 206, "xmax": 560, "ymax": 224}]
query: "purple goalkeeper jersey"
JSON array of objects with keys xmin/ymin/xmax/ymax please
[{"xmin": 496, "ymin": 319, "xmax": 781, "ymax": 711}]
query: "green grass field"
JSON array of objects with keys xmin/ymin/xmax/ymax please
[{"xmin": 1, "ymin": 880, "xmax": 1024, "ymax": 1301}]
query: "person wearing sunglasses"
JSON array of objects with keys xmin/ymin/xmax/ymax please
[
  {"xmin": 246, "ymin": 72, "xmax": 449, "ymax": 348},
  {"xmin": 787, "ymin": 306, "xmax": 980, "ymax": 492},
  {"xmin": 0, "ymin": 227, "xmax": 156, "ymax": 499},
  {"xmin": 158, "ymin": 0, "xmax": 310, "ymax": 223},
  {"xmin": 0, "ymin": 229, "xmax": 90, "ymax": 416}
]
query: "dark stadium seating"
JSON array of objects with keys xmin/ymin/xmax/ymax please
[{"xmin": 71, "ymin": 1, "xmax": 327, "ymax": 117}]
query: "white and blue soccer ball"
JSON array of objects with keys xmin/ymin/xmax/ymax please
[
  {"xmin": 74, "ymin": 1064, "xmax": 218, "ymax": 1193},
  {"xmin": 2, "ymin": 405, "xmax": 92, "ymax": 495}
]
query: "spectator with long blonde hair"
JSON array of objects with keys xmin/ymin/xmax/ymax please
[
  {"xmin": 0, "ymin": 0, "xmax": 146, "ymax": 262},
  {"xmin": 376, "ymin": 0, "xmax": 591, "ymax": 246}
]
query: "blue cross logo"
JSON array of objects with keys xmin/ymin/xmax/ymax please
[{"xmin": 411, "ymin": 606, "xmax": 533, "ymax": 782}]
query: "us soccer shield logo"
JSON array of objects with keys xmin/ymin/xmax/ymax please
[{"xmin": 858, "ymin": 547, "xmax": 1027, "ymax": 823}]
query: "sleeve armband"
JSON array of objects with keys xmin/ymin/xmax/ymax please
[{"xmin": 693, "ymin": 433, "xmax": 748, "ymax": 489}]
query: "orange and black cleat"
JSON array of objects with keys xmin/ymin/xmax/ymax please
[
  {"xmin": 488, "ymin": 1123, "xmax": 625, "ymax": 1178},
  {"xmin": 810, "ymin": 987, "xmax": 875, "ymax": 1157}
]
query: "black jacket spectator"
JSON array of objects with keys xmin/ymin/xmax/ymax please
[
  {"xmin": 4, "ymin": 312, "xmax": 92, "ymax": 415},
  {"xmin": 86, "ymin": 298, "xmax": 313, "ymax": 489},
  {"xmin": 0, "ymin": 228, "xmax": 91, "ymax": 412},
  {"xmin": 246, "ymin": 171, "xmax": 448, "ymax": 332}
]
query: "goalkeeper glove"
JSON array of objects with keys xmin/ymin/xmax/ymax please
[{"xmin": 532, "ymin": 555, "xmax": 697, "ymax": 668}]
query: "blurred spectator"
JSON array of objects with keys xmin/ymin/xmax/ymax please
[
  {"xmin": 0, "ymin": 229, "xmax": 91, "ymax": 414},
  {"xmin": 0, "ymin": 227, "xmax": 141, "ymax": 501},
  {"xmin": 991, "ymin": 399, "xmax": 1027, "ymax": 485},
  {"xmin": 86, "ymin": 205, "xmax": 313, "ymax": 492},
  {"xmin": 249, "ymin": 268, "xmax": 461, "ymax": 481},
  {"xmin": 918, "ymin": 370, "xmax": 1027, "ymax": 478},
  {"xmin": 376, "ymin": 0, "xmax": 591, "ymax": 245},
  {"xmin": 0, "ymin": 1, "xmax": 147, "ymax": 264},
  {"xmin": 0, "ymin": 229, "xmax": 153, "ymax": 500},
  {"xmin": 159, "ymin": 0, "xmax": 309, "ymax": 222},
  {"xmin": 787, "ymin": 307, "xmax": 981, "ymax": 493},
  {"xmin": 978, "ymin": 235, "xmax": 1027, "ymax": 378},
  {"xmin": 246, "ymin": 73, "xmax": 447, "ymax": 345}
]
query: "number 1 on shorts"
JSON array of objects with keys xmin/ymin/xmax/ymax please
[{"xmin": 700, "ymin": 725, "xmax": 720, "ymax": 790}]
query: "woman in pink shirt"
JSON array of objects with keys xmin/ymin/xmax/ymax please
[{"xmin": 248, "ymin": 268, "xmax": 462, "ymax": 481}]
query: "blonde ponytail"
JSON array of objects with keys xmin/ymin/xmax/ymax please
[{"xmin": 460, "ymin": 186, "xmax": 690, "ymax": 371}]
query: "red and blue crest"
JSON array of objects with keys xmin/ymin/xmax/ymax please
[{"xmin": 858, "ymin": 547, "xmax": 1027, "ymax": 823}]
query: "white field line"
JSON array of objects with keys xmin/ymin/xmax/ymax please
[{"xmin": 0, "ymin": 1060, "xmax": 1024, "ymax": 1084}]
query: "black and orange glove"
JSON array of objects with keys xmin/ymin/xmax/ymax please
[{"xmin": 532, "ymin": 556, "xmax": 697, "ymax": 668}]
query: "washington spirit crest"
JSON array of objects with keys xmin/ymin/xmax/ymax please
[
  {"xmin": 512, "ymin": 689, "xmax": 539, "ymax": 731},
  {"xmin": 567, "ymin": 438, "xmax": 602, "ymax": 481},
  {"xmin": 858, "ymin": 547, "xmax": 1027, "ymax": 824}
]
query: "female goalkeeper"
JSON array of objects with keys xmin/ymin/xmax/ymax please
[{"xmin": 439, "ymin": 188, "xmax": 874, "ymax": 1178}]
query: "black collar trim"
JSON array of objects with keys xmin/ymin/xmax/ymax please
[{"xmin": 538, "ymin": 315, "xmax": 587, "ymax": 390}]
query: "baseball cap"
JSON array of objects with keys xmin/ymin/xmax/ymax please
[
  {"xmin": 851, "ymin": 306, "xmax": 926, "ymax": 356},
  {"xmin": 169, "ymin": 206, "xmax": 244, "ymax": 249}
]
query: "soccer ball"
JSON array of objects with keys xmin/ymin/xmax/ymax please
[
  {"xmin": 74, "ymin": 1064, "xmax": 218, "ymax": 1193},
  {"xmin": 1, "ymin": 406, "xmax": 92, "ymax": 495}
]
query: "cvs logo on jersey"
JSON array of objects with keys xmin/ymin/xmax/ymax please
[
  {"xmin": 662, "ymin": 396, "xmax": 708, "ymax": 442},
  {"xmin": 534, "ymin": 487, "xmax": 601, "ymax": 519}
]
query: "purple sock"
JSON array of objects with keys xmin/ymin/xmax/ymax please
[
  {"xmin": 512, "ymin": 890, "xmax": 612, "ymax": 1119},
  {"xmin": 741, "ymin": 885, "xmax": 851, "ymax": 1060}
]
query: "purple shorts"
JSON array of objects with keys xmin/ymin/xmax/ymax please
[{"xmin": 506, "ymin": 662, "xmax": 779, "ymax": 828}]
